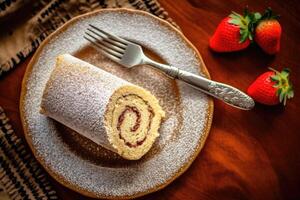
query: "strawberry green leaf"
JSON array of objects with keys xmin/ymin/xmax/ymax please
[
  {"xmin": 254, "ymin": 12, "xmax": 262, "ymax": 21},
  {"xmin": 279, "ymin": 91, "xmax": 284, "ymax": 103},
  {"xmin": 283, "ymin": 96, "xmax": 287, "ymax": 106},
  {"xmin": 231, "ymin": 11, "xmax": 243, "ymax": 18},
  {"xmin": 249, "ymin": 33, "xmax": 253, "ymax": 40},
  {"xmin": 281, "ymin": 69, "xmax": 290, "ymax": 78},
  {"xmin": 239, "ymin": 30, "xmax": 247, "ymax": 43},
  {"xmin": 229, "ymin": 8, "xmax": 262, "ymax": 42},
  {"xmin": 271, "ymin": 75, "xmax": 279, "ymax": 82},
  {"xmin": 230, "ymin": 19, "xmax": 241, "ymax": 25},
  {"xmin": 276, "ymin": 88, "xmax": 282, "ymax": 96},
  {"xmin": 287, "ymin": 89, "xmax": 294, "ymax": 98},
  {"xmin": 269, "ymin": 68, "xmax": 294, "ymax": 105}
]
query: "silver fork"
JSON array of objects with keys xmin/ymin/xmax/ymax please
[{"xmin": 84, "ymin": 24, "xmax": 255, "ymax": 110}]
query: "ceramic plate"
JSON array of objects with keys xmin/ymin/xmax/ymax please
[{"xmin": 20, "ymin": 9, "xmax": 213, "ymax": 199}]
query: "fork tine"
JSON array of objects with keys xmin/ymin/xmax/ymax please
[
  {"xmin": 84, "ymin": 35, "xmax": 121, "ymax": 62},
  {"xmin": 86, "ymin": 28, "xmax": 125, "ymax": 53},
  {"xmin": 85, "ymin": 32, "xmax": 123, "ymax": 58},
  {"xmin": 87, "ymin": 27, "xmax": 127, "ymax": 49},
  {"xmin": 89, "ymin": 24, "xmax": 129, "ymax": 46}
]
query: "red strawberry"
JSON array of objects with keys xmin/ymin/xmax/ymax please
[
  {"xmin": 209, "ymin": 11, "xmax": 256, "ymax": 52},
  {"xmin": 247, "ymin": 68, "xmax": 294, "ymax": 105},
  {"xmin": 255, "ymin": 8, "xmax": 282, "ymax": 54}
]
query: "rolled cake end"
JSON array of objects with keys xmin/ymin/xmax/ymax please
[
  {"xmin": 40, "ymin": 55, "xmax": 67, "ymax": 115},
  {"xmin": 104, "ymin": 85, "xmax": 165, "ymax": 160}
]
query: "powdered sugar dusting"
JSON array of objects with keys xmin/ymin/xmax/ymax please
[{"xmin": 21, "ymin": 10, "xmax": 211, "ymax": 198}]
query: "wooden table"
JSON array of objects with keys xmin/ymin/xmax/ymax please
[{"xmin": 1, "ymin": 0, "xmax": 299, "ymax": 199}]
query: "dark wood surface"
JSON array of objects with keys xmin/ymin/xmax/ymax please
[{"xmin": 1, "ymin": 0, "xmax": 299, "ymax": 199}]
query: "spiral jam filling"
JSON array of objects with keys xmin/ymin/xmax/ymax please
[{"xmin": 112, "ymin": 94, "xmax": 155, "ymax": 148}]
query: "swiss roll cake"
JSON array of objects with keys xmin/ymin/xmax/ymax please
[{"xmin": 40, "ymin": 54, "xmax": 165, "ymax": 160}]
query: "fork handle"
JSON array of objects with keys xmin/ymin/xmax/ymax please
[{"xmin": 143, "ymin": 59, "xmax": 255, "ymax": 110}]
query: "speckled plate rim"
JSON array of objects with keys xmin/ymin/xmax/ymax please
[{"xmin": 20, "ymin": 8, "xmax": 214, "ymax": 199}]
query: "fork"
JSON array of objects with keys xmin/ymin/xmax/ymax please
[{"xmin": 84, "ymin": 24, "xmax": 255, "ymax": 110}]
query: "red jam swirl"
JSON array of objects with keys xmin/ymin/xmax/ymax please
[{"xmin": 117, "ymin": 105, "xmax": 154, "ymax": 148}]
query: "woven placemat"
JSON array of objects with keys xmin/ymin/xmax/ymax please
[
  {"xmin": 0, "ymin": 106, "xmax": 58, "ymax": 199},
  {"xmin": 0, "ymin": 0, "xmax": 177, "ymax": 77}
]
